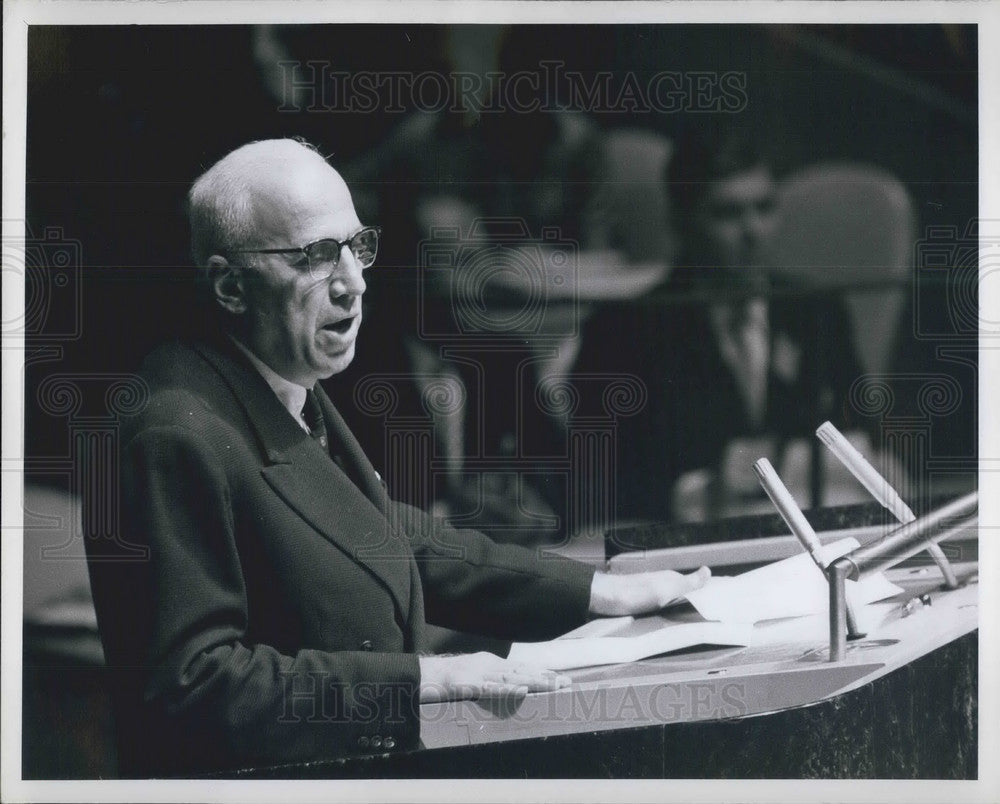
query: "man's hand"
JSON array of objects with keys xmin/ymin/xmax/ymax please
[
  {"xmin": 588, "ymin": 566, "xmax": 711, "ymax": 617},
  {"xmin": 418, "ymin": 652, "xmax": 571, "ymax": 704}
]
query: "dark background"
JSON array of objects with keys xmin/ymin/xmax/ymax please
[{"xmin": 23, "ymin": 23, "xmax": 978, "ymax": 473}]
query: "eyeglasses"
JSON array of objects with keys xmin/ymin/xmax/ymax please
[{"xmin": 230, "ymin": 226, "xmax": 381, "ymax": 279}]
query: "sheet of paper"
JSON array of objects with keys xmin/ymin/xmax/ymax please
[
  {"xmin": 509, "ymin": 539, "xmax": 902, "ymax": 670},
  {"xmin": 750, "ymin": 601, "xmax": 901, "ymax": 646},
  {"xmin": 508, "ymin": 621, "xmax": 752, "ymax": 670},
  {"xmin": 556, "ymin": 615, "xmax": 636, "ymax": 639},
  {"xmin": 684, "ymin": 537, "xmax": 904, "ymax": 623}
]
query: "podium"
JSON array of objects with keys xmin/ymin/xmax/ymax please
[{"xmin": 227, "ymin": 500, "xmax": 978, "ymax": 779}]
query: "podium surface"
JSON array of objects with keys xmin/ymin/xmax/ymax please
[
  {"xmin": 227, "ymin": 506, "xmax": 978, "ymax": 779},
  {"xmin": 419, "ymin": 559, "xmax": 976, "ymax": 750}
]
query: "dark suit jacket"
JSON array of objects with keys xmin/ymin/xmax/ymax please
[
  {"xmin": 86, "ymin": 331, "xmax": 595, "ymax": 776},
  {"xmin": 574, "ymin": 274, "xmax": 866, "ymax": 523}
]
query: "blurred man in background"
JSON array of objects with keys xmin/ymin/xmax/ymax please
[{"xmin": 576, "ymin": 120, "xmax": 867, "ymax": 526}]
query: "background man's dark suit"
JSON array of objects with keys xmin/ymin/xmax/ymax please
[
  {"xmin": 574, "ymin": 274, "xmax": 866, "ymax": 523},
  {"xmin": 86, "ymin": 330, "xmax": 595, "ymax": 776}
]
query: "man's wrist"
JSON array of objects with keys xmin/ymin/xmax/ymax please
[
  {"xmin": 588, "ymin": 567, "xmax": 711, "ymax": 617},
  {"xmin": 588, "ymin": 572, "xmax": 630, "ymax": 617}
]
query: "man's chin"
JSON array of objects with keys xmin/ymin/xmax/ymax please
[{"xmin": 316, "ymin": 343, "xmax": 356, "ymax": 379}]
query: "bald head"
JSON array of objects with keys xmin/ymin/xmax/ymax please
[
  {"xmin": 188, "ymin": 138, "xmax": 345, "ymax": 267},
  {"xmin": 186, "ymin": 138, "xmax": 369, "ymax": 386}
]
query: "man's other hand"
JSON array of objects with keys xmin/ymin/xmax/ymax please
[
  {"xmin": 588, "ymin": 566, "xmax": 711, "ymax": 617},
  {"xmin": 418, "ymin": 652, "xmax": 571, "ymax": 704}
]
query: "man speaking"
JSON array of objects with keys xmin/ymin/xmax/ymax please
[{"xmin": 86, "ymin": 138, "xmax": 708, "ymax": 776}]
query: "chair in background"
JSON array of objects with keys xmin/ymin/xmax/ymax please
[
  {"xmin": 593, "ymin": 127, "xmax": 676, "ymax": 268},
  {"xmin": 771, "ymin": 161, "xmax": 916, "ymax": 375},
  {"xmin": 22, "ymin": 483, "xmax": 117, "ymax": 778},
  {"xmin": 562, "ymin": 127, "xmax": 673, "ymax": 301}
]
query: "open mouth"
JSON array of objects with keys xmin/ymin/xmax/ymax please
[{"xmin": 322, "ymin": 317, "xmax": 355, "ymax": 335}]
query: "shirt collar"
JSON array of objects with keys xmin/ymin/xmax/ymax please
[{"xmin": 229, "ymin": 336, "xmax": 310, "ymax": 432}]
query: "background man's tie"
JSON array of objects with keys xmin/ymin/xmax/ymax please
[{"xmin": 711, "ymin": 297, "xmax": 770, "ymax": 431}]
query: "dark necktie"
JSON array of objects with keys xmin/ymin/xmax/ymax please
[{"xmin": 302, "ymin": 389, "xmax": 329, "ymax": 452}]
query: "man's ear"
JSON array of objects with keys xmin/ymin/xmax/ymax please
[{"xmin": 206, "ymin": 255, "xmax": 247, "ymax": 315}]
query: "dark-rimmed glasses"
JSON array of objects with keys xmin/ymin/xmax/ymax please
[{"xmin": 229, "ymin": 226, "xmax": 381, "ymax": 280}]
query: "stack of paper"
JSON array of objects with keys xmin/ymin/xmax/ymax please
[
  {"xmin": 507, "ymin": 538, "xmax": 903, "ymax": 670},
  {"xmin": 684, "ymin": 538, "xmax": 903, "ymax": 623},
  {"xmin": 508, "ymin": 620, "xmax": 752, "ymax": 670}
]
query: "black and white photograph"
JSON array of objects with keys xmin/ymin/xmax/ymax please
[{"xmin": 3, "ymin": 1, "xmax": 998, "ymax": 801}]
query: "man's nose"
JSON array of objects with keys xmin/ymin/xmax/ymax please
[{"xmin": 329, "ymin": 245, "xmax": 367, "ymax": 300}]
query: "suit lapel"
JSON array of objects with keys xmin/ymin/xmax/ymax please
[
  {"xmin": 192, "ymin": 336, "xmax": 413, "ymax": 622},
  {"xmin": 313, "ymin": 385, "xmax": 389, "ymax": 512},
  {"xmin": 312, "ymin": 386, "xmax": 427, "ymax": 650},
  {"xmin": 260, "ymin": 453, "xmax": 413, "ymax": 621}
]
